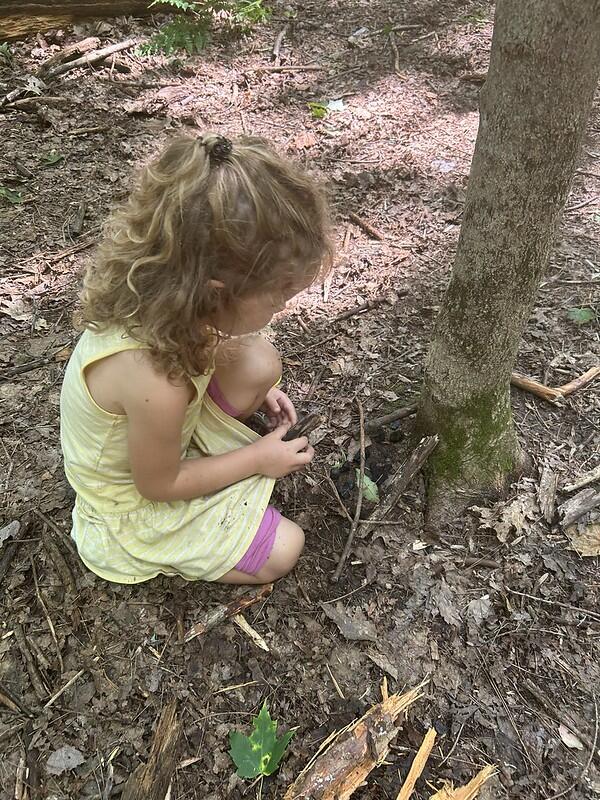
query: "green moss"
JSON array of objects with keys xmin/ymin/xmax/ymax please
[{"xmin": 418, "ymin": 386, "xmax": 519, "ymax": 486}]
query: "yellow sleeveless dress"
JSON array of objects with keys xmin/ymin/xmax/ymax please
[{"xmin": 59, "ymin": 328, "xmax": 275, "ymax": 584}]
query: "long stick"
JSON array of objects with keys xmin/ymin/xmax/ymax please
[
  {"xmin": 332, "ymin": 399, "xmax": 366, "ymax": 582},
  {"xmin": 510, "ymin": 365, "xmax": 600, "ymax": 404},
  {"xmin": 366, "ymin": 403, "xmax": 418, "ymax": 432},
  {"xmin": 44, "ymin": 39, "xmax": 137, "ymax": 79}
]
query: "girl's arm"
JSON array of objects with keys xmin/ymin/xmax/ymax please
[{"xmin": 118, "ymin": 352, "xmax": 312, "ymax": 502}]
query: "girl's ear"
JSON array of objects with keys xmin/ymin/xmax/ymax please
[{"xmin": 207, "ymin": 279, "xmax": 226, "ymax": 289}]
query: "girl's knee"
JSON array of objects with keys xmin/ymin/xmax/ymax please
[
  {"xmin": 240, "ymin": 336, "xmax": 281, "ymax": 391},
  {"xmin": 264, "ymin": 518, "xmax": 304, "ymax": 581}
]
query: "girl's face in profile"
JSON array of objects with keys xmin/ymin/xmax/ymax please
[{"xmin": 212, "ymin": 275, "xmax": 312, "ymax": 337}]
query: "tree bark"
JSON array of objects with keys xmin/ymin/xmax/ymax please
[
  {"xmin": 0, "ymin": 1, "xmax": 166, "ymax": 40},
  {"xmin": 417, "ymin": 0, "xmax": 600, "ymax": 523}
]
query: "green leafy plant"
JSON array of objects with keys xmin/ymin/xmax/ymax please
[
  {"xmin": 308, "ymin": 101, "xmax": 327, "ymax": 119},
  {"xmin": 139, "ymin": 0, "xmax": 270, "ymax": 56},
  {"xmin": 567, "ymin": 306, "xmax": 596, "ymax": 325},
  {"xmin": 229, "ymin": 702, "xmax": 295, "ymax": 779},
  {"xmin": 0, "ymin": 186, "xmax": 23, "ymax": 204}
]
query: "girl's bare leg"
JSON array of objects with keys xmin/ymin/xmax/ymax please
[
  {"xmin": 213, "ymin": 335, "xmax": 281, "ymax": 419},
  {"xmin": 218, "ymin": 517, "xmax": 305, "ymax": 584}
]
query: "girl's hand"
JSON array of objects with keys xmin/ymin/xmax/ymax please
[
  {"xmin": 252, "ymin": 425, "xmax": 314, "ymax": 478},
  {"xmin": 262, "ymin": 387, "xmax": 297, "ymax": 429}
]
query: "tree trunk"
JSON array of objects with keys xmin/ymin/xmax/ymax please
[
  {"xmin": 417, "ymin": 0, "xmax": 600, "ymax": 523},
  {"xmin": 0, "ymin": 1, "xmax": 166, "ymax": 40}
]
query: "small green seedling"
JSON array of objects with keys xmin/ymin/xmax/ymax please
[
  {"xmin": 567, "ymin": 307, "xmax": 596, "ymax": 325},
  {"xmin": 229, "ymin": 702, "xmax": 295, "ymax": 779},
  {"xmin": 42, "ymin": 150, "xmax": 64, "ymax": 166},
  {"xmin": 308, "ymin": 101, "xmax": 327, "ymax": 119},
  {"xmin": 0, "ymin": 186, "xmax": 23, "ymax": 204}
]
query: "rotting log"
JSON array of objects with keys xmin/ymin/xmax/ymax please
[{"xmin": 0, "ymin": 1, "xmax": 169, "ymax": 40}]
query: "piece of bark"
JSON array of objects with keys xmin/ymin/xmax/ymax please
[
  {"xmin": 0, "ymin": 541, "xmax": 20, "ymax": 585},
  {"xmin": 121, "ymin": 701, "xmax": 181, "ymax": 800},
  {"xmin": 38, "ymin": 36, "xmax": 100, "ymax": 74},
  {"xmin": 13, "ymin": 624, "xmax": 49, "ymax": 701},
  {"xmin": 559, "ymin": 487, "xmax": 600, "ymax": 527},
  {"xmin": 185, "ymin": 583, "xmax": 273, "ymax": 642},
  {"xmin": 366, "ymin": 403, "xmax": 418, "ymax": 432},
  {"xmin": 563, "ymin": 464, "xmax": 600, "ymax": 493},
  {"xmin": 396, "ymin": 728, "xmax": 437, "ymax": 800},
  {"xmin": 357, "ymin": 436, "xmax": 439, "ymax": 539},
  {"xmin": 537, "ymin": 465, "xmax": 558, "ymax": 523},
  {"xmin": 283, "ymin": 683, "xmax": 427, "ymax": 800}
]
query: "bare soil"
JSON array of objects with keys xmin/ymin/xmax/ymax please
[{"xmin": 0, "ymin": 2, "xmax": 599, "ymax": 798}]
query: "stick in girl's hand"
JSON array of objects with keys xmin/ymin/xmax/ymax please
[{"xmin": 282, "ymin": 413, "xmax": 324, "ymax": 442}]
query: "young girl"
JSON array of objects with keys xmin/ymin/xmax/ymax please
[{"xmin": 60, "ymin": 133, "xmax": 332, "ymax": 586}]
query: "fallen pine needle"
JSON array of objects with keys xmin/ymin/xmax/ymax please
[{"xmin": 396, "ymin": 728, "xmax": 437, "ymax": 800}]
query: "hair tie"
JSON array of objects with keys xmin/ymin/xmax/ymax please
[{"xmin": 200, "ymin": 135, "xmax": 233, "ymax": 165}]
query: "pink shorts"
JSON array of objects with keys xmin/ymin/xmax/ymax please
[{"xmin": 207, "ymin": 376, "xmax": 281, "ymax": 576}]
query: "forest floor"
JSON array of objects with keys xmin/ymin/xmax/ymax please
[{"xmin": 0, "ymin": 1, "xmax": 599, "ymax": 798}]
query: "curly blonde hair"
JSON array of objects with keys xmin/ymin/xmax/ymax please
[{"xmin": 80, "ymin": 133, "xmax": 333, "ymax": 377}]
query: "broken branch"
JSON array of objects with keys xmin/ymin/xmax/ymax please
[
  {"xmin": 283, "ymin": 682, "xmax": 427, "ymax": 800},
  {"xmin": 510, "ymin": 365, "xmax": 600, "ymax": 404},
  {"xmin": 366, "ymin": 403, "xmax": 418, "ymax": 432},
  {"xmin": 348, "ymin": 211, "xmax": 385, "ymax": 241},
  {"xmin": 333, "ymin": 399, "xmax": 366, "ymax": 582},
  {"xmin": 563, "ymin": 464, "xmax": 600, "ymax": 493},
  {"xmin": 558, "ymin": 487, "xmax": 600, "ymax": 527},
  {"xmin": 358, "ymin": 436, "xmax": 439, "ymax": 539},
  {"xmin": 185, "ymin": 583, "xmax": 273, "ymax": 642},
  {"xmin": 396, "ymin": 728, "xmax": 437, "ymax": 800},
  {"xmin": 44, "ymin": 39, "xmax": 137, "ymax": 79}
]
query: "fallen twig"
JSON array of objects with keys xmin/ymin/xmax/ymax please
[
  {"xmin": 510, "ymin": 365, "xmax": 600, "ymax": 403},
  {"xmin": 38, "ymin": 36, "xmax": 101, "ymax": 74},
  {"xmin": 506, "ymin": 587, "xmax": 600, "ymax": 623},
  {"xmin": 366, "ymin": 403, "xmax": 418, "ymax": 432},
  {"xmin": 233, "ymin": 613, "xmax": 269, "ymax": 651},
  {"xmin": 0, "ymin": 681, "xmax": 34, "ymax": 717},
  {"xmin": 14, "ymin": 624, "xmax": 49, "ymax": 701},
  {"xmin": 271, "ymin": 24, "xmax": 288, "ymax": 64},
  {"xmin": 0, "ymin": 541, "xmax": 20, "ymax": 585},
  {"xmin": 429, "ymin": 765, "xmax": 496, "ymax": 799},
  {"xmin": 563, "ymin": 464, "xmax": 600, "ymax": 493},
  {"xmin": 357, "ymin": 436, "xmax": 439, "ymax": 540},
  {"xmin": 249, "ymin": 64, "xmax": 323, "ymax": 73},
  {"xmin": 348, "ymin": 211, "xmax": 385, "ymax": 241},
  {"xmin": 43, "ymin": 669, "xmax": 85, "ymax": 710},
  {"xmin": 333, "ymin": 399, "xmax": 366, "ymax": 582},
  {"xmin": 389, "ymin": 31, "xmax": 402, "ymax": 75},
  {"xmin": 184, "ymin": 583, "xmax": 273, "ymax": 642},
  {"xmin": 31, "ymin": 556, "xmax": 64, "ymax": 675},
  {"xmin": 333, "ymin": 296, "xmax": 388, "ymax": 323},
  {"xmin": 44, "ymin": 39, "xmax": 137, "ymax": 79}
]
